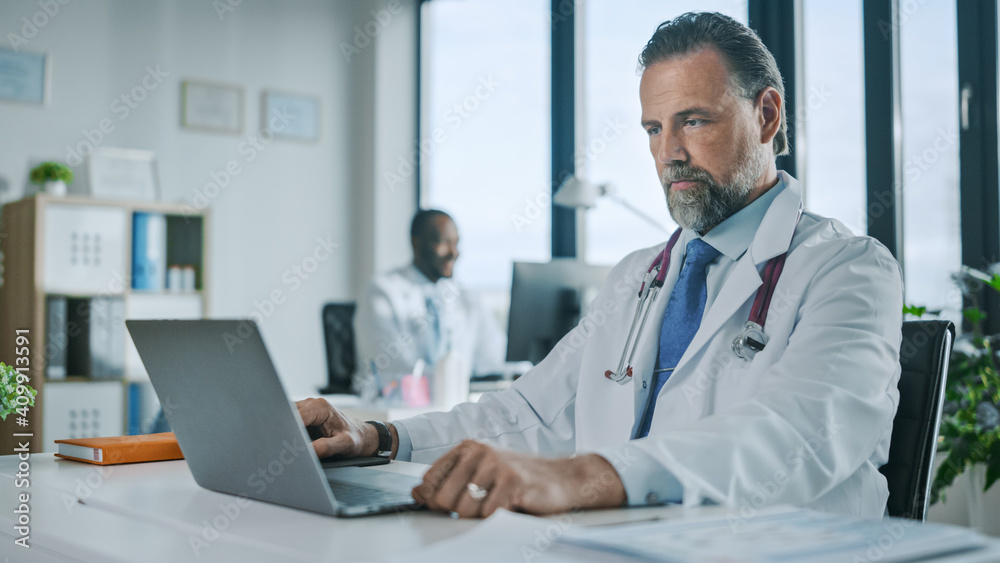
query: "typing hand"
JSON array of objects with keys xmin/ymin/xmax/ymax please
[
  {"xmin": 412, "ymin": 440, "xmax": 626, "ymax": 518},
  {"xmin": 294, "ymin": 398, "xmax": 378, "ymax": 458}
]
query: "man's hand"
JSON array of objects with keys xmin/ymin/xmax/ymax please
[
  {"xmin": 295, "ymin": 398, "xmax": 383, "ymax": 458},
  {"xmin": 412, "ymin": 440, "xmax": 627, "ymax": 518}
]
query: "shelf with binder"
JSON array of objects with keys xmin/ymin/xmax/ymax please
[
  {"xmin": 0, "ymin": 194, "xmax": 209, "ymax": 452},
  {"xmin": 132, "ymin": 211, "xmax": 205, "ymax": 293}
]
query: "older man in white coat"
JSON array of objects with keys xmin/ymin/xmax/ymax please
[{"xmin": 297, "ymin": 12, "xmax": 903, "ymax": 519}]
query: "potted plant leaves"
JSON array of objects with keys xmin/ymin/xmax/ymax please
[
  {"xmin": 29, "ymin": 161, "xmax": 74, "ymax": 197},
  {"xmin": 927, "ymin": 266, "xmax": 1000, "ymax": 531}
]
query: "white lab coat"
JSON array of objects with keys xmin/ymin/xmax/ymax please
[
  {"xmin": 354, "ymin": 265, "xmax": 507, "ymax": 379},
  {"xmin": 395, "ymin": 173, "xmax": 903, "ymax": 517}
]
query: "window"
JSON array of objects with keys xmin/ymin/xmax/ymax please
[
  {"xmin": 899, "ymin": 1, "xmax": 962, "ymax": 315},
  {"xmin": 800, "ymin": 0, "xmax": 867, "ymax": 234},
  {"xmin": 582, "ymin": 1, "xmax": 748, "ymax": 265},
  {"xmin": 420, "ymin": 0, "xmax": 551, "ymax": 293}
]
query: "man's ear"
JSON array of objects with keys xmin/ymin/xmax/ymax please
[{"xmin": 756, "ymin": 87, "xmax": 782, "ymax": 146}]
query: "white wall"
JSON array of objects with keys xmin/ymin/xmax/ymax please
[
  {"xmin": 0, "ymin": 0, "xmax": 418, "ymax": 397},
  {"xmin": 348, "ymin": 0, "xmax": 419, "ymax": 298},
  {"xmin": 928, "ymin": 459, "xmax": 1000, "ymax": 537}
]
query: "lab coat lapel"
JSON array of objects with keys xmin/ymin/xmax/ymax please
[
  {"xmin": 631, "ymin": 231, "xmax": 689, "ymax": 416},
  {"xmin": 747, "ymin": 172, "xmax": 803, "ymax": 264},
  {"xmin": 671, "ymin": 172, "xmax": 804, "ymax": 376},
  {"xmin": 679, "ymin": 255, "xmax": 762, "ymax": 370}
]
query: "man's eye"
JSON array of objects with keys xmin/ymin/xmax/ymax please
[
  {"xmin": 685, "ymin": 118, "xmax": 704, "ymax": 127},
  {"xmin": 646, "ymin": 126, "xmax": 660, "ymax": 136}
]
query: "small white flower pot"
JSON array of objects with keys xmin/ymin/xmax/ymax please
[{"xmin": 44, "ymin": 180, "xmax": 67, "ymax": 196}]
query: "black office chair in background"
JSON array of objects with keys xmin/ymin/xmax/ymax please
[
  {"xmin": 879, "ymin": 320, "xmax": 955, "ymax": 520},
  {"xmin": 319, "ymin": 302, "xmax": 358, "ymax": 395}
]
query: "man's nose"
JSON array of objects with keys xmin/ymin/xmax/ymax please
[{"xmin": 656, "ymin": 130, "xmax": 687, "ymax": 164}]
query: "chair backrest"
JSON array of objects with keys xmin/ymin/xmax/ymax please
[
  {"xmin": 319, "ymin": 302, "xmax": 357, "ymax": 395},
  {"xmin": 880, "ymin": 320, "xmax": 955, "ymax": 520}
]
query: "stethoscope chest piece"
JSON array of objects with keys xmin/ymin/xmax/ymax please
[{"xmin": 733, "ymin": 321, "xmax": 768, "ymax": 360}]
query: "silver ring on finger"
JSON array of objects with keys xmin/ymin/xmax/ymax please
[{"xmin": 466, "ymin": 482, "xmax": 489, "ymax": 501}]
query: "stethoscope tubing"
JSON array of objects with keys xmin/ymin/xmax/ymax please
[
  {"xmin": 753, "ymin": 252, "xmax": 785, "ymax": 325},
  {"xmin": 608, "ymin": 229, "xmax": 681, "ymax": 383}
]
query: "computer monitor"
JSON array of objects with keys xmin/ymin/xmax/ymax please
[{"xmin": 506, "ymin": 259, "xmax": 613, "ymax": 365}]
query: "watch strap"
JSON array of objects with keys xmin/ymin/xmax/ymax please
[{"xmin": 365, "ymin": 420, "xmax": 392, "ymax": 458}]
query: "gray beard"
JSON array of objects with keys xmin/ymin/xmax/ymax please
[{"xmin": 662, "ymin": 144, "xmax": 767, "ymax": 233}]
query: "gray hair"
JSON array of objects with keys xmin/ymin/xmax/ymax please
[{"xmin": 639, "ymin": 12, "xmax": 789, "ymax": 156}]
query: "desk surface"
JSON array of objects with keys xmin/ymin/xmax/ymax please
[
  {"xmin": 0, "ymin": 454, "xmax": 699, "ymax": 562},
  {"xmin": 2, "ymin": 454, "xmax": 999, "ymax": 562}
]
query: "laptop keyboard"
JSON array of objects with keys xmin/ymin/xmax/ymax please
[{"xmin": 327, "ymin": 479, "xmax": 415, "ymax": 507}]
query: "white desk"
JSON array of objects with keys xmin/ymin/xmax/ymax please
[
  {"xmin": 0, "ymin": 454, "xmax": 685, "ymax": 562},
  {"xmin": 0, "ymin": 455, "xmax": 465, "ymax": 562},
  {"xmin": 2, "ymin": 454, "xmax": 998, "ymax": 562}
]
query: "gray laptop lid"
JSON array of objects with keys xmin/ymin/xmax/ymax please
[{"xmin": 126, "ymin": 319, "xmax": 340, "ymax": 516}]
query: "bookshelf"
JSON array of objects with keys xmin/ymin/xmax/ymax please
[{"xmin": 0, "ymin": 194, "xmax": 209, "ymax": 453}]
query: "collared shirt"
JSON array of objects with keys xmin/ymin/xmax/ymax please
[{"xmin": 701, "ymin": 174, "xmax": 787, "ymax": 309}]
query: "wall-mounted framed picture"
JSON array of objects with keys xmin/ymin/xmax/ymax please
[
  {"xmin": 262, "ymin": 90, "xmax": 320, "ymax": 142},
  {"xmin": 88, "ymin": 148, "xmax": 160, "ymax": 202},
  {"xmin": 181, "ymin": 80, "xmax": 244, "ymax": 134},
  {"xmin": 0, "ymin": 49, "xmax": 48, "ymax": 104}
]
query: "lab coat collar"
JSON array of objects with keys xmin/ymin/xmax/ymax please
[
  {"xmin": 701, "ymin": 174, "xmax": 787, "ymax": 262},
  {"xmin": 746, "ymin": 170, "xmax": 803, "ymax": 265},
  {"xmin": 403, "ymin": 264, "xmax": 435, "ymax": 287},
  {"xmin": 402, "ymin": 264, "xmax": 462, "ymax": 306}
]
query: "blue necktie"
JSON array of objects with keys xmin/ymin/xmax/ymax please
[
  {"xmin": 634, "ymin": 238, "xmax": 720, "ymax": 439},
  {"xmin": 425, "ymin": 295, "xmax": 443, "ymax": 363}
]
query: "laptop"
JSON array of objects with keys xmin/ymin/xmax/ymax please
[{"xmin": 126, "ymin": 319, "xmax": 422, "ymax": 517}]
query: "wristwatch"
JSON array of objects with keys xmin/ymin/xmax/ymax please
[{"xmin": 365, "ymin": 420, "xmax": 392, "ymax": 458}]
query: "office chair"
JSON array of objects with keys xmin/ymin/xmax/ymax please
[
  {"xmin": 319, "ymin": 302, "xmax": 358, "ymax": 395},
  {"xmin": 879, "ymin": 320, "xmax": 955, "ymax": 520}
]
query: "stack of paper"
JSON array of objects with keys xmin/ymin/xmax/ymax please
[{"xmin": 557, "ymin": 506, "xmax": 994, "ymax": 562}]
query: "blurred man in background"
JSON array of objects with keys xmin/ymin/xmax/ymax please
[{"xmin": 354, "ymin": 209, "xmax": 506, "ymax": 394}]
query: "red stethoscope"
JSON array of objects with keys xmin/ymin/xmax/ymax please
[{"xmin": 605, "ymin": 208, "xmax": 800, "ymax": 385}]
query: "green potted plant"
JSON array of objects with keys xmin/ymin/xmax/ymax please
[
  {"xmin": 29, "ymin": 161, "xmax": 74, "ymax": 197},
  {"xmin": 0, "ymin": 362, "xmax": 37, "ymax": 421},
  {"xmin": 924, "ymin": 267, "xmax": 1000, "ymax": 530}
]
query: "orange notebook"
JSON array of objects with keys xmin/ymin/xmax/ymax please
[{"xmin": 54, "ymin": 432, "xmax": 184, "ymax": 465}]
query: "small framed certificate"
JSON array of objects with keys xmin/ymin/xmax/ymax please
[
  {"xmin": 262, "ymin": 90, "xmax": 320, "ymax": 141},
  {"xmin": 181, "ymin": 80, "xmax": 244, "ymax": 134},
  {"xmin": 88, "ymin": 148, "xmax": 160, "ymax": 201},
  {"xmin": 0, "ymin": 49, "xmax": 48, "ymax": 104}
]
